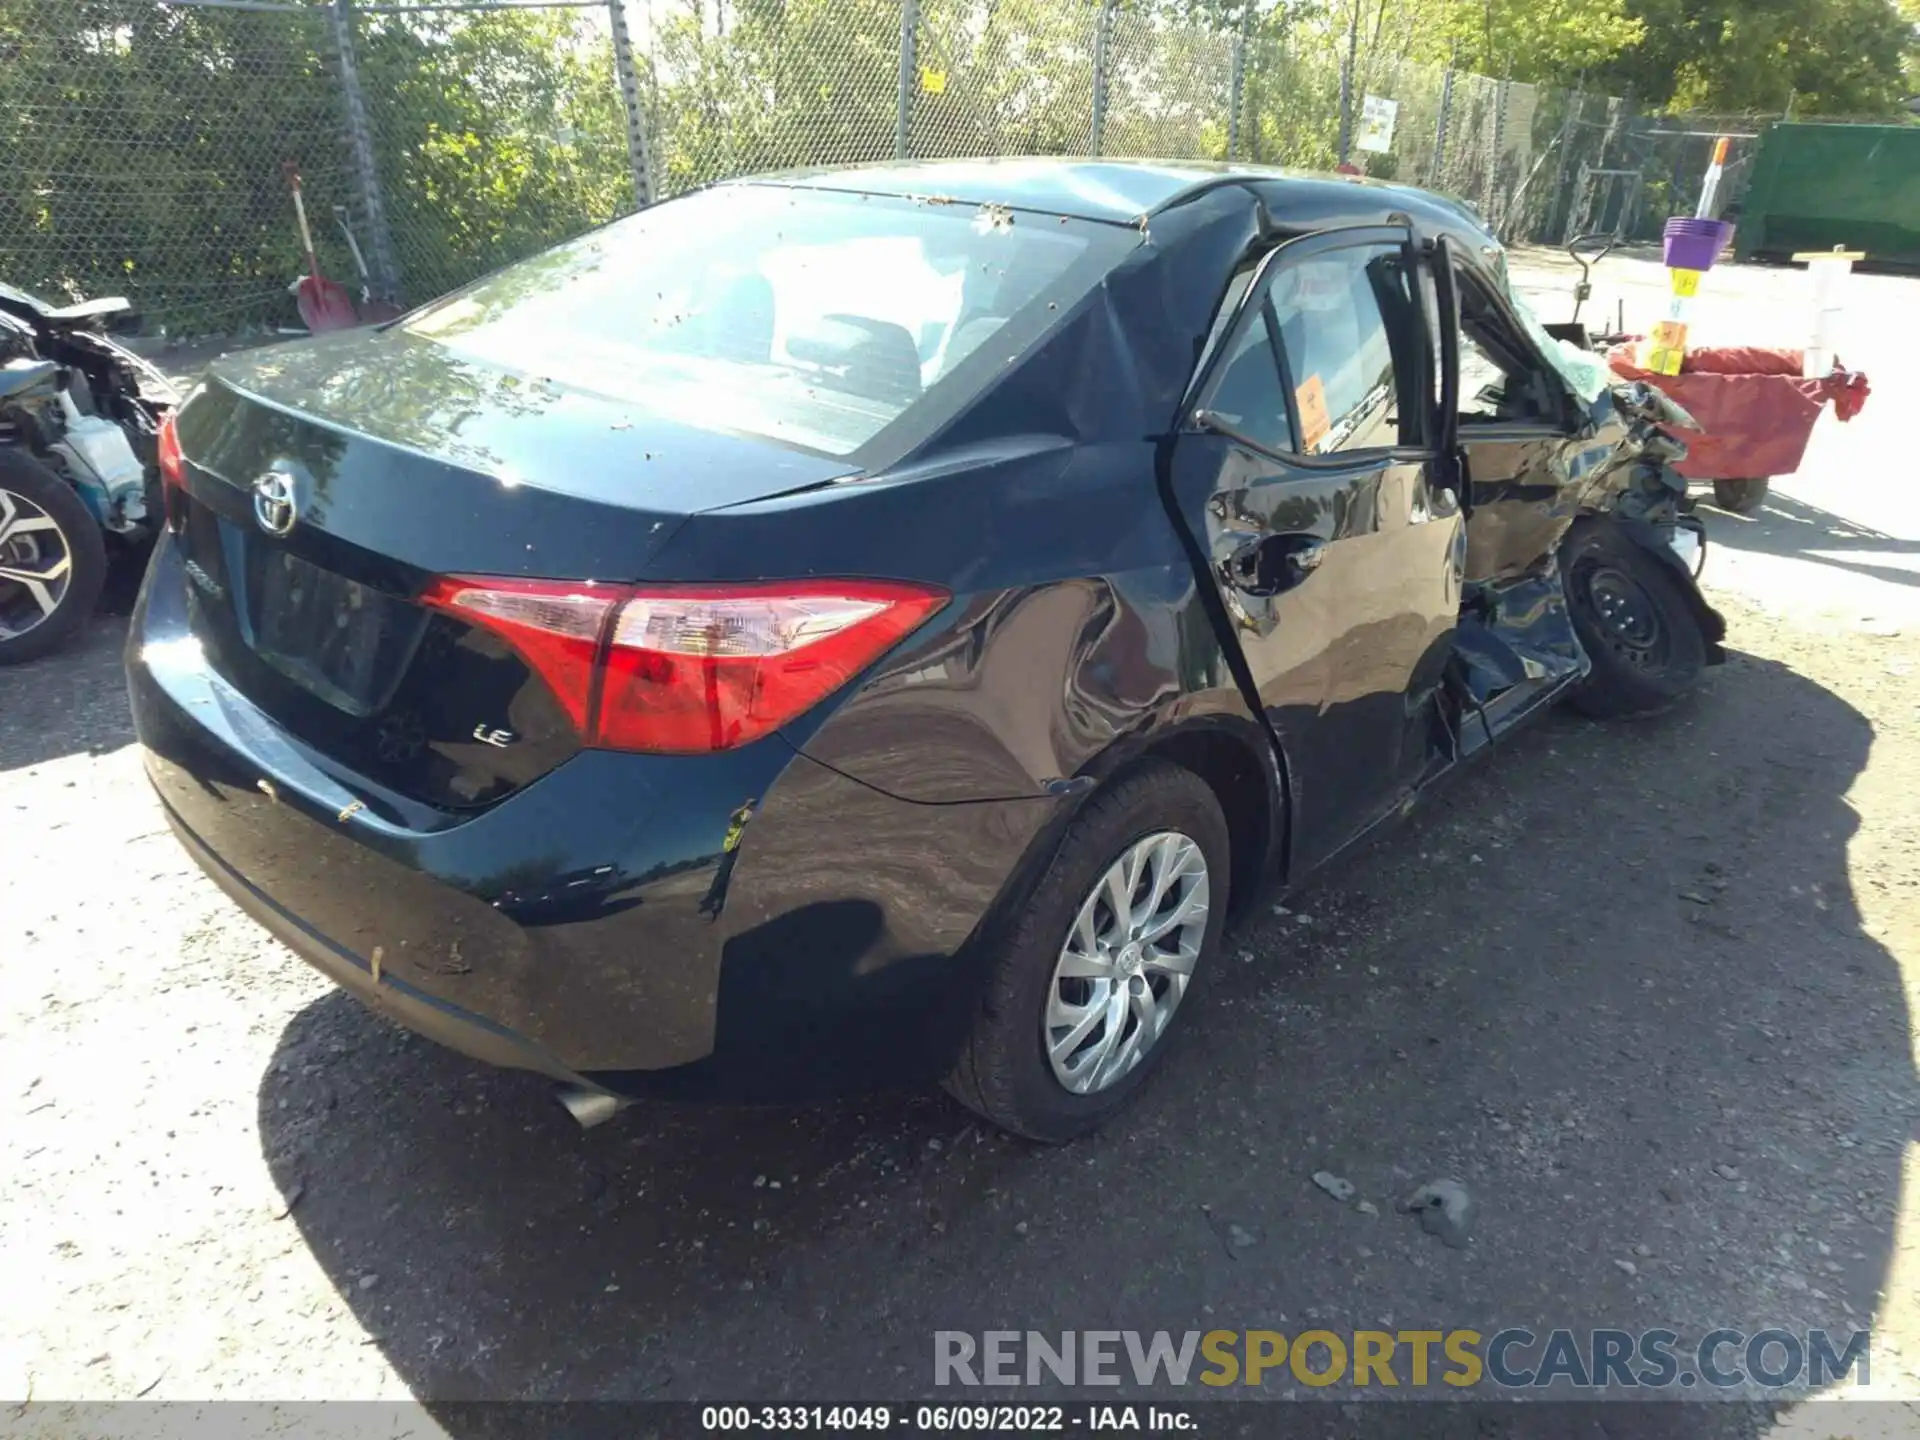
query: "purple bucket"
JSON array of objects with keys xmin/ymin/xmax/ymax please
[{"xmin": 1663, "ymin": 216, "xmax": 1735, "ymax": 272}]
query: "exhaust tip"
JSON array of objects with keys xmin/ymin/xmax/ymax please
[{"xmin": 556, "ymin": 1084, "xmax": 627, "ymax": 1130}]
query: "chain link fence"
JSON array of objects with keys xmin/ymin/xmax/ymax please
[
  {"xmin": 909, "ymin": 0, "xmax": 1097, "ymax": 160},
  {"xmin": 351, "ymin": 2, "xmax": 636, "ymax": 302},
  {"xmin": 0, "ymin": 0, "xmax": 352, "ymax": 334},
  {"xmin": 5, "ymin": 0, "xmax": 1675, "ymax": 340},
  {"xmin": 1, "ymin": 0, "xmax": 635, "ymax": 335},
  {"xmin": 1101, "ymin": 9, "xmax": 1234, "ymax": 160}
]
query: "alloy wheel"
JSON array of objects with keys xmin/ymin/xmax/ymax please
[
  {"xmin": 0, "ymin": 486, "xmax": 74, "ymax": 642},
  {"xmin": 1044, "ymin": 830, "xmax": 1210, "ymax": 1095}
]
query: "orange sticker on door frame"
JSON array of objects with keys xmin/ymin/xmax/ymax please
[{"xmin": 1295, "ymin": 373, "xmax": 1331, "ymax": 451}]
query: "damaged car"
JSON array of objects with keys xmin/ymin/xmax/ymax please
[
  {"xmin": 129, "ymin": 159, "xmax": 1723, "ymax": 1142},
  {"xmin": 2, "ymin": 280, "xmax": 176, "ymax": 663}
]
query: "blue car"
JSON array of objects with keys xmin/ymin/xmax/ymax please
[{"xmin": 129, "ymin": 159, "xmax": 1721, "ymax": 1140}]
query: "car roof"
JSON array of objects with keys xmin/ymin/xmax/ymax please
[{"xmin": 741, "ymin": 157, "xmax": 1491, "ymax": 238}]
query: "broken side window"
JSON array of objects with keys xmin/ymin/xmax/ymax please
[{"xmin": 1453, "ymin": 274, "xmax": 1566, "ymax": 427}]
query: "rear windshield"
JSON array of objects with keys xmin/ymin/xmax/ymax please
[{"xmin": 403, "ymin": 185, "xmax": 1124, "ymax": 457}]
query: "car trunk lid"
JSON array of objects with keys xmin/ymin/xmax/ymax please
[{"xmin": 167, "ymin": 331, "xmax": 855, "ymax": 810}]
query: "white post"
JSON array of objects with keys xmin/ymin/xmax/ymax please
[
  {"xmin": 1796, "ymin": 246, "xmax": 1862, "ymax": 378},
  {"xmin": 1693, "ymin": 135, "xmax": 1729, "ymax": 219}
]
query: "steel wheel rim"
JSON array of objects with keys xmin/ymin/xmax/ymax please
[
  {"xmin": 1044, "ymin": 830, "xmax": 1210, "ymax": 1095},
  {"xmin": 0, "ymin": 486, "xmax": 73, "ymax": 641},
  {"xmin": 1577, "ymin": 560, "xmax": 1668, "ymax": 670}
]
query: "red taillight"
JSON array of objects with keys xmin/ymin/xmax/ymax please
[
  {"xmin": 156, "ymin": 413, "xmax": 184, "ymax": 489},
  {"xmin": 421, "ymin": 576, "xmax": 620, "ymax": 734},
  {"xmin": 156, "ymin": 413, "xmax": 186, "ymax": 526},
  {"xmin": 422, "ymin": 576, "xmax": 947, "ymax": 754},
  {"xmin": 597, "ymin": 582, "xmax": 947, "ymax": 752}
]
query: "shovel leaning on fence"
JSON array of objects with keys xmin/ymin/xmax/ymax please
[{"xmin": 282, "ymin": 160, "xmax": 358, "ymax": 333}]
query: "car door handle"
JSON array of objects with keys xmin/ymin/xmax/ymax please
[
  {"xmin": 1226, "ymin": 533, "xmax": 1327, "ymax": 596},
  {"xmin": 1410, "ymin": 485, "xmax": 1459, "ymax": 523},
  {"xmin": 1284, "ymin": 535, "xmax": 1328, "ymax": 574}
]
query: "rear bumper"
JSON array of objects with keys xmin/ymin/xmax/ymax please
[
  {"xmin": 127, "ymin": 534, "xmax": 1064, "ymax": 1097},
  {"xmin": 161, "ymin": 797, "xmax": 597, "ymax": 1088}
]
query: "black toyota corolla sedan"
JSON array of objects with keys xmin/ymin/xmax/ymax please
[{"xmin": 131, "ymin": 159, "xmax": 1723, "ymax": 1140}]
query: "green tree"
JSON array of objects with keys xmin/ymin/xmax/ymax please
[
  {"xmin": 0, "ymin": 0, "xmax": 344, "ymax": 329},
  {"xmin": 1598, "ymin": 0, "xmax": 1914, "ymax": 114},
  {"xmin": 0, "ymin": 0, "xmax": 631, "ymax": 333},
  {"xmin": 643, "ymin": 0, "xmax": 900, "ymax": 191},
  {"xmin": 355, "ymin": 7, "xmax": 633, "ymax": 301}
]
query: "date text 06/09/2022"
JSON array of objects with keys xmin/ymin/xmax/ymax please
[{"xmin": 700, "ymin": 1405, "xmax": 1194, "ymax": 1432}]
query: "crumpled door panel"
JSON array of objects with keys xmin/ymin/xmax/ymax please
[
  {"xmin": 1459, "ymin": 406, "xmax": 1635, "ymax": 586},
  {"xmin": 1446, "ymin": 391, "xmax": 1651, "ymax": 737}
]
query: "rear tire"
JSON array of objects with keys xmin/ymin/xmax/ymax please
[
  {"xmin": 0, "ymin": 448, "xmax": 106, "ymax": 666},
  {"xmin": 1563, "ymin": 520, "xmax": 1707, "ymax": 720},
  {"xmin": 944, "ymin": 760, "xmax": 1230, "ymax": 1143},
  {"xmin": 1712, "ymin": 477, "xmax": 1769, "ymax": 514}
]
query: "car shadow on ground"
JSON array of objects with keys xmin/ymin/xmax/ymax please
[
  {"xmin": 0, "ymin": 611, "xmax": 136, "ymax": 771},
  {"xmin": 257, "ymin": 645, "xmax": 1916, "ymax": 1432},
  {"xmin": 1700, "ymin": 490, "xmax": 1920, "ymax": 590}
]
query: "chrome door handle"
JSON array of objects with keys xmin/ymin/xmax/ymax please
[
  {"xmin": 1286, "ymin": 537, "xmax": 1327, "ymax": 573},
  {"xmin": 1226, "ymin": 533, "xmax": 1327, "ymax": 596}
]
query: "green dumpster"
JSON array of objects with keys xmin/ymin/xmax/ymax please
[{"xmin": 1735, "ymin": 123, "xmax": 1920, "ymax": 266}]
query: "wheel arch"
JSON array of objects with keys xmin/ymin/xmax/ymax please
[
  {"xmin": 1145, "ymin": 723, "xmax": 1286, "ymax": 917},
  {"xmin": 1073, "ymin": 712, "xmax": 1290, "ymax": 919}
]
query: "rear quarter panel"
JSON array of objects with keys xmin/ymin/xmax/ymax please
[{"xmin": 649, "ymin": 437, "xmax": 1265, "ymax": 808}]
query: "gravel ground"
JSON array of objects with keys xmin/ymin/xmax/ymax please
[{"xmin": 4, "ymin": 252, "xmax": 1918, "ymax": 1435}]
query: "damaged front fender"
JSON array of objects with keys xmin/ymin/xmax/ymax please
[
  {"xmin": 1462, "ymin": 378, "xmax": 1704, "ymax": 588},
  {"xmin": 1448, "ymin": 379, "xmax": 1725, "ymax": 747}
]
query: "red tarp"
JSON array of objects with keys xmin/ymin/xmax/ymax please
[{"xmin": 1605, "ymin": 345, "xmax": 1870, "ymax": 480}]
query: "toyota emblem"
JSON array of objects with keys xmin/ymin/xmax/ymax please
[{"xmin": 252, "ymin": 467, "xmax": 299, "ymax": 537}]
